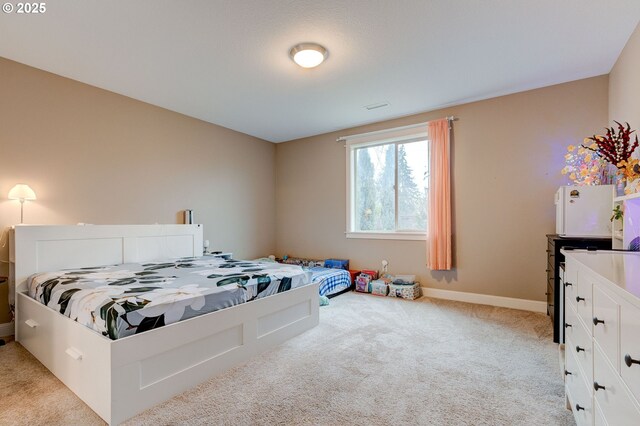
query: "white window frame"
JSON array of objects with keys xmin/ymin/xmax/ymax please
[{"xmin": 344, "ymin": 123, "xmax": 429, "ymax": 241}]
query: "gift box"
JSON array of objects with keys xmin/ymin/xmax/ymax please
[
  {"xmin": 370, "ymin": 279, "xmax": 389, "ymax": 296},
  {"xmin": 348, "ymin": 269, "xmax": 361, "ymax": 284},
  {"xmin": 324, "ymin": 259, "xmax": 350, "ymax": 270},
  {"xmin": 387, "ymin": 282, "xmax": 421, "ymax": 300},
  {"xmin": 355, "ymin": 274, "xmax": 372, "ymax": 293},
  {"xmin": 360, "ymin": 269, "xmax": 379, "ymax": 280}
]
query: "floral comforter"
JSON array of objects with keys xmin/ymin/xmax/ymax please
[{"xmin": 27, "ymin": 256, "xmax": 312, "ymax": 340}]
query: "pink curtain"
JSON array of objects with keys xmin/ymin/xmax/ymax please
[{"xmin": 427, "ymin": 119, "xmax": 452, "ymax": 270}]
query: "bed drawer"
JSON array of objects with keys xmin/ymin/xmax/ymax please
[
  {"xmin": 17, "ymin": 293, "xmax": 112, "ymax": 421},
  {"xmin": 17, "ymin": 293, "xmax": 55, "ymax": 357},
  {"xmin": 593, "ymin": 344, "xmax": 640, "ymax": 426}
]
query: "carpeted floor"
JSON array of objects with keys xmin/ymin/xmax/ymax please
[{"xmin": 0, "ymin": 293, "xmax": 574, "ymax": 425}]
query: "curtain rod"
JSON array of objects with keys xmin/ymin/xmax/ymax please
[{"xmin": 336, "ymin": 116, "xmax": 458, "ymax": 143}]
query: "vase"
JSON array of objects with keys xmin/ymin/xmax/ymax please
[{"xmin": 615, "ymin": 175, "xmax": 626, "ymax": 197}]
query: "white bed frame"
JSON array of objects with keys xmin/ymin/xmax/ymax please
[{"xmin": 9, "ymin": 225, "xmax": 319, "ymax": 425}]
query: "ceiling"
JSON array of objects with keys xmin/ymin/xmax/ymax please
[{"xmin": 1, "ymin": 1, "xmax": 639, "ymax": 143}]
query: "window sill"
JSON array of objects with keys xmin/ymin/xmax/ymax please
[{"xmin": 345, "ymin": 232, "xmax": 426, "ymax": 241}]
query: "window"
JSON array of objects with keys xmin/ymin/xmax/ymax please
[{"xmin": 346, "ymin": 125, "xmax": 429, "ymax": 240}]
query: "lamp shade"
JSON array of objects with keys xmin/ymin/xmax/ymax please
[
  {"xmin": 289, "ymin": 43, "xmax": 328, "ymax": 68},
  {"xmin": 8, "ymin": 184, "xmax": 36, "ymax": 201}
]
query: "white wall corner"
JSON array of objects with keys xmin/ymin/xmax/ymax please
[
  {"xmin": 0, "ymin": 322, "xmax": 15, "ymax": 337},
  {"xmin": 421, "ymin": 287, "xmax": 547, "ymax": 313}
]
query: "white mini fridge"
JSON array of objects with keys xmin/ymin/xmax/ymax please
[{"xmin": 555, "ymin": 185, "xmax": 614, "ymax": 237}]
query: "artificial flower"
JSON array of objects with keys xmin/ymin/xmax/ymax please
[
  {"xmin": 586, "ymin": 122, "xmax": 639, "ymax": 168},
  {"xmin": 562, "ymin": 142, "xmax": 610, "ymax": 186},
  {"xmin": 617, "ymin": 158, "xmax": 640, "ymax": 182}
]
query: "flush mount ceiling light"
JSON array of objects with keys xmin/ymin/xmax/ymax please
[{"xmin": 289, "ymin": 43, "xmax": 328, "ymax": 68}]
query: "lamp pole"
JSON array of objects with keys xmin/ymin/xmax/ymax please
[{"xmin": 19, "ymin": 199, "xmax": 25, "ymax": 224}]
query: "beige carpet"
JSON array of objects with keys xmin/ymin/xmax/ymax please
[{"xmin": 0, "ymin": 293, "xmax": 574, "ymax": 425}]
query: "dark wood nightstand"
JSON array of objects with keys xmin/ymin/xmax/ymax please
[{"xmin": 546, "ymin": 234, "xmax": 611, "ymax": 343}]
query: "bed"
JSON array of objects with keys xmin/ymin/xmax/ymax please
[
  {"xmin": 308, "ymin": 266, "xmax": 352, "ymax": 297},
  {"xmin": 274, "ymin": 257, "xmax": 352, "ymax": 297},
  {"xmin": 9, "ymin": 224, "xmax": 319, "ymax": 425}
]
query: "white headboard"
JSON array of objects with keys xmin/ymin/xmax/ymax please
[{"xmin": 8, "ymin": 224, "xmax": 203, "ymax": 307}]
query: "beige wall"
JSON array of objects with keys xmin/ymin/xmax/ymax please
[
  {"xmin": 610, "ymin": 22, "xmax": 640, "ymax": 130},
  {"xmin": 0, "ymin": 58, "xmax": 276, "ymax": 323},
  {"xmin": 275, "ymin": 76, "xmax": 609, "ymax": 302}
]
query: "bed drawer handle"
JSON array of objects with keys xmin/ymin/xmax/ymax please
[
  {"xmin": 25, "ymin": 319, "xmax": 39, "ymax": 328},
  {"xmin": 565, "ymin": 282, "xmax": 573, "ymax": 287},
  {"xmin": 575, "ymin": 404, "xmax": 585, "ymax": 411},
  {"xmin": 576, "ymin": 296, "xmax": 585, "ymax": 302},
  {"xmin": 593, "ymin": 317, "xmax": 605, "ymax": 326},
  {"xmin": 65, "ymin": 347, "xmax": 83, "ymax": 361}
]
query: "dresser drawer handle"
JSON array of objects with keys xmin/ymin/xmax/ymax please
[
  {"xmin": 564, "ymin": 282, "xmax": 573, "ymax": 287},
  {"xmin": 576, "ymin": 296, "xmax": 585, "ymax": 302},
  {"xmin": 593, "ymin": 382, "xmax": 606, "ymax": 392},
  {"xmin": 564, "ymin": 370, "xmax": 572, "ymax": 376},
  {"xmin": 576, "ymin": 346, "xmax": 585, "ymax": 353},
  {"xmin": 592, "ymin": 317, "xmax": 605, "ymax": 326},
  {"xmin": 624, "ymin": 354, "xmax": 640, "ymax": 368},
  {"xmin": 575, "ymin": 404, "xmax": 585, "ymax": 411},
  {"xmin": 565, "ymin": 323, "xmax": 572, "ymax": 329}
]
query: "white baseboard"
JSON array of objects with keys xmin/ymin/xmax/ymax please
[
  {"xmin": 0, "ymin": 322, "xmax": 15, "ymax": 337},
  {"xmin": 421, "ymin": 287, "xmax": 547, "ymax": 313}
]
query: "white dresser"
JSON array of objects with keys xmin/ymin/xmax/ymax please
[{"xmin": 563, "ymin": 249, "xmax": 640, "ymax": 426}]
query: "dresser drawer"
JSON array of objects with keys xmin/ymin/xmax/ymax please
[
  {"xmin": 592, "ymin": 285, "xmax": 620, "ymax": 370},
  {"xmin": 620, "ymin": 298, "xmax": 640, "ymax": 404},
  {"xmin": 565, "ymin": 303, "xmax": 579, "ymax": 342},
  {"xmin": 593, "ymin": 344, "xmax": 640, "ymax": 426},
  {"xmin": 575, "ymin": 269, "xmax": 593, "ymax": 333},
  {"xmin": 569, "ymin": 322, "xmax": 593, "ymax": 386},
  {"xmin": 566, "ymin": 346, "xmax": 594, "ymax": 426},
  {"xmin": 565, "ymin": 260, "xmax": 578, "ymax": 311},
  {"xmin": 594, "ymin": 400, "xmax": 606, "ymax": 426}
]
